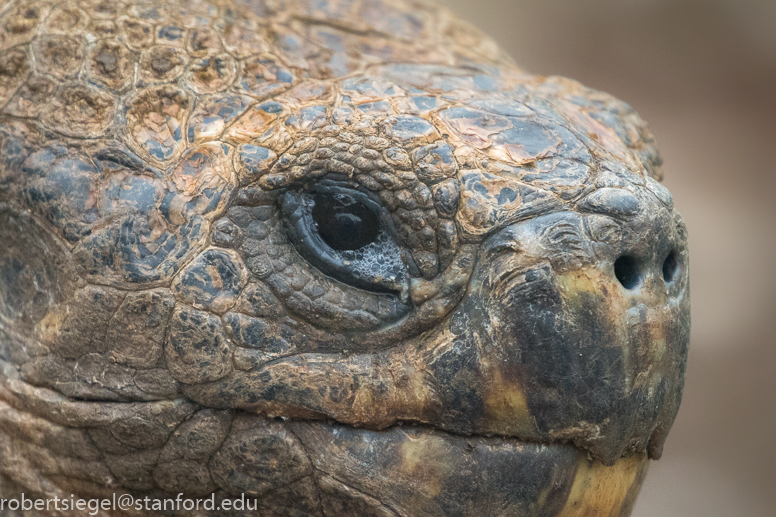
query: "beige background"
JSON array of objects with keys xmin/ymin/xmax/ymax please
[{"xmin": 438, "ymin": 0, "xmax": 776, "ymax": 515}]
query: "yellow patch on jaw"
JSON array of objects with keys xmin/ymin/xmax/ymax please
[
  {"xmin": 399, "ymin": 433, "xmax": 451, "ymax": 498},
  {"xmin": 558, "ymin": 453, "xmax": 648, "ymax": 517},
  {"xmin": 646, "ymin": 308, "xmax": 668, "ymax": 364},
  {"xmin": 555, "ymin": 270, "xmax": 599, "ymax": 298},
  {"xmin": 558, "ymin": 270, "xmax": 639, "ymax": 389},
  {"xmin": 352, "ymin": 384, "xmax": 377, "ymax": 422},
  {"xmin": 482, "ymin": 365, "xmax": 537, "ymax": 437},
  {"xmin": 652, "ymin": 337, "xmax": 667, "ymax": 363},
  {"xmin": 627, "ymin": 304, "xmax": 670, "ymax": 391},
  {"xmin": 36, "ymin": 306, "xmax": 68, "ymax": 346}
]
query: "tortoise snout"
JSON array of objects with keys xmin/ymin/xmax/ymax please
[{"xmin": 461, "ymin": 193, "xmax": 690, "ymax": 464}]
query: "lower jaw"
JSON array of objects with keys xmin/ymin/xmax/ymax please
[
  {"xmin": 0, "ymin": 358, "xmax": 648, "ymax": 516},
  {"xmin": 289, "ymin": 421, "xmax": 649, "ymax": 517}
]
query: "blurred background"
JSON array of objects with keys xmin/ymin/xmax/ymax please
[{"xmin": 439, "ymin": 0, "xmax": 776, "ymax": 515}]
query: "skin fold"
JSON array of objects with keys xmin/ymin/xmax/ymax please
[{"xmin": 0, "ymin": 0, "xmax": 689, "ymax": 515}]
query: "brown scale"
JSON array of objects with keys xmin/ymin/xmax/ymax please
[{"xmin": 87, "ymin": 39, "xmax": 134, "ymax": 91}]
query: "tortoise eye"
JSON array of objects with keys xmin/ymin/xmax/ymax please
[
  {"xmin": 281, "ymin": 187, "xmax": 410, "ymax": 294},
  {"xmin": 312, "ymin": 193, "xmax": 380, "ymax": 251}
]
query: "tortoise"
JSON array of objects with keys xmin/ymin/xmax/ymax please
[{"xmin": 0, "ymin": 0, "xmax": 690, "ymax": 515}]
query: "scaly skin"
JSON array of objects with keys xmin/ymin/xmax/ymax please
[{"xmin": 0, "ymin": 0, "xmax": 689, "ymax": 515}]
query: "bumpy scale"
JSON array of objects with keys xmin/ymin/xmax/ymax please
[{"xmin": 0, "ymin": 0, "xmax": 689, "ymax": 516}]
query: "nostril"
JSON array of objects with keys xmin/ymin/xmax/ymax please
[
  {"xmin": 614, "ymin": 255, "xmax": 641, "ymax": 289},
  {"xmin": 662, "ymin": 250, "xmax": 679, "ymax": 283}
]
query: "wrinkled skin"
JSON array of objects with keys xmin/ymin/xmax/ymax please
[{"xmin": 0, "ymin": 0, "xmax": 689, "ymax": 516}]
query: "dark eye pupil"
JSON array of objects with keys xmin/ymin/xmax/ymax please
[{"xmin": 312, "ymin": 193, "xmax": 380, "ymax": 251}]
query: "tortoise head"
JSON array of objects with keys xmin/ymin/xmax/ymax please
[{"xmin": 0, "ymin": 0, "xmax": 688, "ymax": 514}]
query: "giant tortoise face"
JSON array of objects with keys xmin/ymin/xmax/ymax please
[{"xmin": 0, "ymin": 0, "xmax": 689, "ymax": 515}]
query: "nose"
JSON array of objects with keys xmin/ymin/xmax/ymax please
[
  {"xmin": 467, "ymin": 192, "xmax": 690, "ymax": 465},
  {"xmin": 587, "ymin": 188, "xmax": 690, "ymax": 328},
  {"xmin": 612, "ymin": 248, "xmax": 681, "ymax": 291},
  {"xmin": 568, "ymin": 183, "xmax": 688, "ymax": 308}
]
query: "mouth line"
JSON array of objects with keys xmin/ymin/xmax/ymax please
[
  {"xmin": 277, "ymin": 414, "xmax": 644, "ymax": 466},
  {"xmin": 1, "ymin": 359, "xmax": 650, "ymax": 516},
  {"xmin": 2, "ymin": 354, "xmax": 651, "ymax": 467},
  {"xmin": 285, "ymin": 416, "xmax": 651, "ymax": 516}
]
